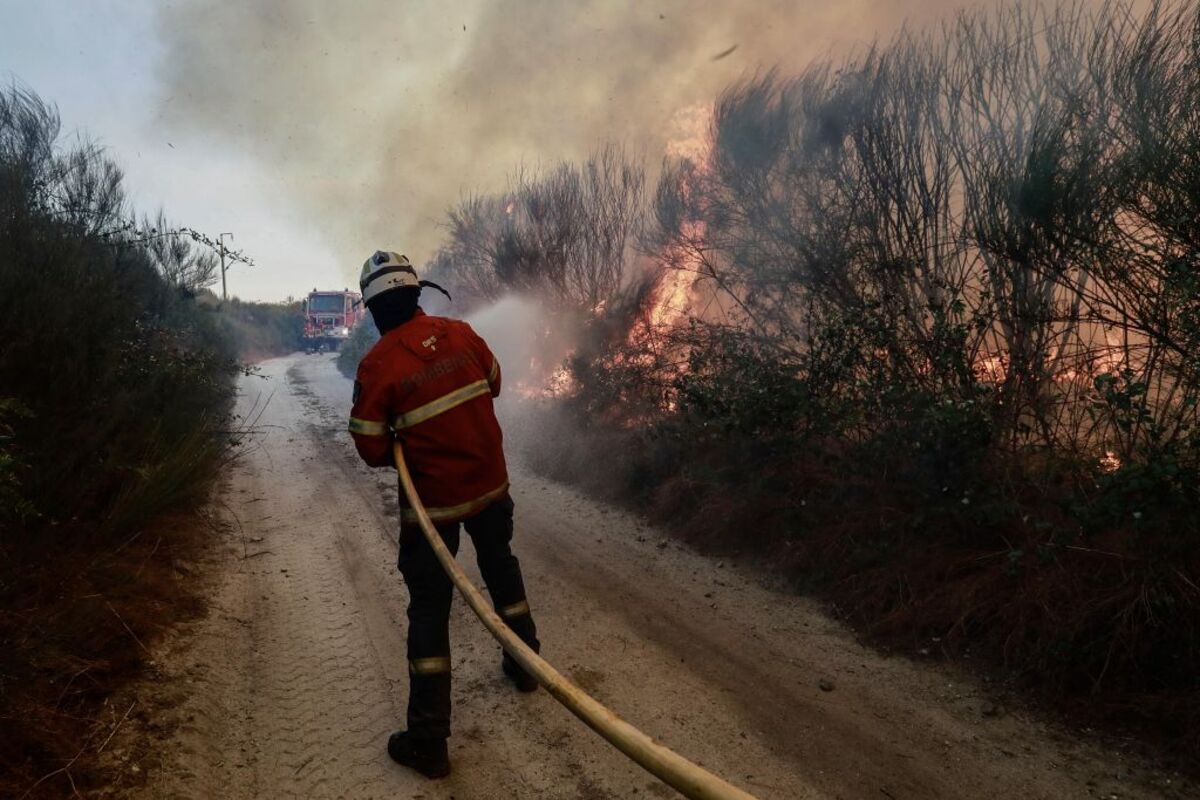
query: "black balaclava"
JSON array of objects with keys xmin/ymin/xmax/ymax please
[{"xmin": 367, "ymin": 286, "xmax": 421, "ymax": 335}]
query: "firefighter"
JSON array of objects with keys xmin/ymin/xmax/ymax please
[{"xmin": 348, "ymin": 250, "xmax": 540, "ymax": 779}]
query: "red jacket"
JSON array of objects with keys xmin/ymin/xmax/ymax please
[{"xmin": 349, "ymin": 309, "xmax": 508, "ymax": 523}]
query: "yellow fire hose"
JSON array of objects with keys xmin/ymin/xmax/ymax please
[{"xmin": 393, "ymin": 442, "xmax": 760, "ymax": 800}]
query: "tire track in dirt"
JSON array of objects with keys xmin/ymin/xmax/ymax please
[
  {"xmin": 126, "ymin": 356, "xmax": 813, "ymax": 799},
  {"xmin": 140, "ymin": 367, "xmax": 400, "ymax": 798}
]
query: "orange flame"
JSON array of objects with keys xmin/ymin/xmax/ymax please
[
  {"xmin": 512, "ymin": 353, "xmax": 577, "ymax": 400},
  {"xmin": 649, "ymin": 221, "xmax": 703, "ymax": 330},
  {"xmin": 641, "ymin": 104, "xmax": 714, "ymax": 334}
]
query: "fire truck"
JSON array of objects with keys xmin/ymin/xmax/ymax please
[{"xmin": 303, "ymin": 288, "xmax": 366, "ymax": 352}]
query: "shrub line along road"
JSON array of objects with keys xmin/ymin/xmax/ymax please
[{"xmin": 124, "ymin": 354, "xmax": 1181, "ymax": 799}]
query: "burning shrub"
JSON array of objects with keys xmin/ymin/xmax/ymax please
[
  {"xmin": 442, "ymin": 0, "xmax": 1200, "ymax": 762},
  {"xmin": 430, "ymin": 143, "xmax": 647, "ymax": 317}
]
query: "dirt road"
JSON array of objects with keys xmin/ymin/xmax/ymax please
[{"xmin": 123, "ymin": 354, "xmax": 1183, "ymax": 799}]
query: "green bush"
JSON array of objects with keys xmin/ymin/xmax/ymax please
[
  {"xmin": 0, "ymin": 398, "xmax": 34, "ymax": 524},
  {"xmin": 0, "ymin": 88, "xmax": 238, "ymax": 535},
  {"xmin": 336, "ymin": 318, "xmax": 379, "ymax": 378},
  {"xmin": 0, "ymin": 217, "xmax": 235, "ymax": 532},
  {"xmin": 214, "ymin": 295, "xmax": 304, "ymax": 360}
]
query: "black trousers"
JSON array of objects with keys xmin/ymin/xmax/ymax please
[{"xmin": 397, "ymin": 495, "xmax": 539, "ymax": 739}]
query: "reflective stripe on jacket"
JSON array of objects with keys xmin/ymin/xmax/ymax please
[{"xmin": 349, "ymin": 309, "xmax": 507, "ymax": 523}]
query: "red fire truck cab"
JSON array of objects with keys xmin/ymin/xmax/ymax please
[{"xmin": 303, "ymin": 289, "xmax": 365, "ymax": 353}]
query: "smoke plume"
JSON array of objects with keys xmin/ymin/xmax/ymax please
[{"xmin": 155, "ymin": 0, "xmax": 974, "ymax": 281}]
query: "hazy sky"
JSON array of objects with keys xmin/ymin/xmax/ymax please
[
  {"xmin": 0, "ymin": 0, "xmax": 341, "ymax": 301},
  {"xmin": 0, "ymin": 0, "xmax": 978, "ymax": 302}
]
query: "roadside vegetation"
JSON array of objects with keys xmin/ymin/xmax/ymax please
[
  {"xmin": 215, "ymin": 295, "xmax": 305, "ymax": 362},
  {"xmin": 0, "ymin": 86, "xmax": 294, "ymax": 796},
  {"xmin": 336, "ymin": 317, "xmax": 379, "ymax": 378},
  {"xmin": 420, "ymin": 0, "xmax": 1200, "ymax": 765}
]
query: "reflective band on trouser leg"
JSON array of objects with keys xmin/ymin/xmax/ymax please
[
  {"xmin": 393, "ymin": 380, "xmax": 491, "ymax": 430},
  {"xmin": 499, "ymin": 600, "xmax": 530, "ymax": 619},
  {"xmin": 348, "ymin": 417, "xmax": 388, "ymax": 436},
  {"xmin": 409, "ymin": 656, "xmax": 451, "ymax": 675}
]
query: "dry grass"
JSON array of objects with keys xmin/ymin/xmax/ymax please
[{"xmin": 0, "ymin": 510, "xmax": 214, "ymax": 798}]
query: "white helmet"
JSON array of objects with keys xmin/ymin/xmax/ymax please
[{"xmin": 359, "ymin": 250, "xmax": 419, "ymax": 304}]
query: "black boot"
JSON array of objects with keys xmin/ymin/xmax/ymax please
[
  {"xmin": 502, "ymin": 653, "xmax": 539, "ymax": 693},
  {"xmin": 387, "ymin": 731, "xmax": 450, "ymax": 778}
]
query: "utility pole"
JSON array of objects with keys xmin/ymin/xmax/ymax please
[{"xmin": 219, "ymin": 232, "xmax": 233, "ymax": 302}]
